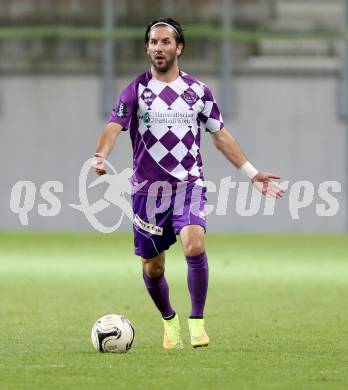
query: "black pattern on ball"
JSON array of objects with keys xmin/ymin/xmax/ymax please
[
  {"xmin": 122, "ymin": 317, "xmax": 135, "ymax": 350},
  {"xmin": 97, "ymin": 326, "xmax": 122, "ymax": 352}
]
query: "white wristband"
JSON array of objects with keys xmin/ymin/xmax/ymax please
[{"xmin": 239, "ymin": 161, "xmax": 258, "ymax": 180}]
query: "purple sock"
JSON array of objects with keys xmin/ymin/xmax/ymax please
[
  {"xmin": 186, "ymin": 252, "xmax": 209, "ymax": 318},
  {"xmin": 143, "ymin": 272, "xmax": 175, "ymax": 318}
]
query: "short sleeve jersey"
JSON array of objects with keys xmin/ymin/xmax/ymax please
[{"xmin": 109, "ymin": 70, "xmax": 224, "ymax": 195}]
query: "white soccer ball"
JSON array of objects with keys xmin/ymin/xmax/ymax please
[{"xmin": 91, "ymin": 314, "xmax": 135, "ymax": 353}]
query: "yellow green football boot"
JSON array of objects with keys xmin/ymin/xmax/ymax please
[
  {"xmin": 188, "ymin": 318, "xmax": 209, "ymax": 348},
  {"xmin": 162, "ymin": 313, "xmax": 183, "ymax": 349}
]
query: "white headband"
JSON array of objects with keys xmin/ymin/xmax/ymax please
[{"xmin": 150, "ymin": 22, "xmax": 180, "ymax": 37}]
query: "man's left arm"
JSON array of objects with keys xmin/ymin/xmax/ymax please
[{"xmin": 210, "ymin": 128, "xmax": 285, "ymax": 199}]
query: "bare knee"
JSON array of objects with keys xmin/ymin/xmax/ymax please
[
  {"xmin": 180, "ymin": 225, "xmax": 205, "ymax": 257},
  {"xmin": 184, "ymin": 240, "xmax": 205, "ymax": 257},
  {"xmin": 142, "ymin": 253, "xmax": 165, "ymax": 279}
]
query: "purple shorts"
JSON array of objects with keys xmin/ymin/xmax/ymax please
[{"xmin": 132, "ymin": 184, "xmax": 207, "ymax": 259}]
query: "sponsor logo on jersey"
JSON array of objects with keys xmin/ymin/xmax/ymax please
[
  {"xmin": 116, "ymin": 102, "xmax": 127, "ymax": 118},
  {"xmin": 143, "ymin": 112, "xmax": 151, "ymax": 124}
]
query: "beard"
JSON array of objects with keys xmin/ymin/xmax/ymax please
[{"xmin": 151, "ymin": 54, "xmax": 176, "ymax": 73}]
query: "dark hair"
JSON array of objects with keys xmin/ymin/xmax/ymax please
[{"xmin": 144, "ymin": 17, "xmax": 185, "ymax": 54}]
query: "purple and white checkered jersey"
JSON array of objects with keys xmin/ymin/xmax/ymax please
[{"xmin": 109, "ymin": 70, "xmax": 224, "ymax": 195}]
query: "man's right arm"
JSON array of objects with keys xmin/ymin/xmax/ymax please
[{"xmin": 91, "ymin": 122, "xmax": 123, "ymax": 175}]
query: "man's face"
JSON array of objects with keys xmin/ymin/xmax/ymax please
[{"xmin": 146, "ymin": 26, "xmax": 183, "ymax": 73}]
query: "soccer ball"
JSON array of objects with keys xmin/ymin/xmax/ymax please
[{"xmin": 91, "ymin": 314, "xmax": 135, "ymax": 353}]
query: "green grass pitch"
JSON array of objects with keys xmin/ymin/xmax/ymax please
[{"xmin": 0, "ymin": 232, "xmax": 348, "ymax": 389}]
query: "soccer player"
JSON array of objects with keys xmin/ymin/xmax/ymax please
[{"xmin": 92, "ymin": 17, "xmax": 285, "ymax": 349}]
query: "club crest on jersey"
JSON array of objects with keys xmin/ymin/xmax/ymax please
[
  {"xmin": 182, "ymin": 89, "xmax": 198, "ymax": 105},
  {"xmin": 141, "ymin": 88, "xmax": 156, "ymax": 106},
  {"xmin": 116, "ymin": 101, "xmax": 127, "ymax": 118}
]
